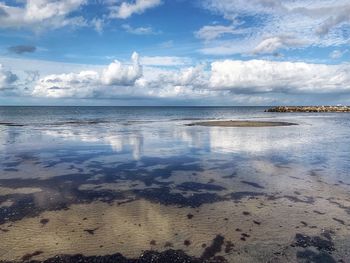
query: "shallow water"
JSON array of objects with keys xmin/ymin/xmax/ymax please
[{"xmin": 0, "ymin": 107, "xmax": 350, "ymax": 262}]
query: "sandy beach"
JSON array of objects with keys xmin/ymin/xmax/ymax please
[{"xmin": 186, "ymin": 120, "xmax": 298, "ymax": 127}]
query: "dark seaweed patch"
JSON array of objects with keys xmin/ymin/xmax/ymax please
[
  {"xmin": 22, "ymin": 251, "xmax": 43, "ymax": 261},
  {"xmin": 136, "ymin": 188, "xmax": 224, "ymax": 208},
  {"xmin": 321, "ymin": 230, "xmax": 334, "ymax": 241},
  {"xmin": 0, "ymin": 193, "xmax": 70, "ymax": 225},
  {"xmin": 293, "ymin": 233, "xmax": 335, "ymax": 252},
  {"xmin": 177, "ymin": 182, "xmax": 226, "ymax": 192},
  {"xmin": 240, "ymin": 181, "xmax": 265, "ymax": 189},
  {"xmin": 25, "ymin": 249, "xmax": 228, "ymax": 263},
  {"xmin": 222, "ymin": 172, "xmax": 237, "ymax": 179},
  {"xmin": 164, "ymin": 242, "xmax": 173, "ymax": 248},
  {"xmin": 241, "ymin": 233, "xmax": 250, "ymax": 238},
  {"xmin": 184, "ymin": 240, "xmax": 191, "ymax": 246},
  {"xmin": 0, "ymin": 227, "xmax": 9, "ymax": 232},
  {"xmin": 200, "ymin": 235, "xmax": 225, "ymax": 260},
  {"xmin": 40, "ymin": 218, "xmax": 49, "ymax": 225},
  {"xmin": 332, "ymin": 218, "xmax": 345, "ymax": 225},
  {"xmin": 296, "ymin": 249, "xmax": 336, "ymax": 263},
  {"xmin": 313, "ymin": 210, "xmax": 326, "ymax": 215},
  {"xmin": 224, "ymin": 241, "xmax": 234, "ymax": 253},
  {"xmin": 0, "ymin": 154, "xmax": 217, "ymax": 224},
  {"xmin": 326, "ymin": 199, "xmax": 350, "ymax": 215},
  {"xmin": 84, "ymin": 228, "xmax": 98, "ymax": 235},
  {"xmin": 300, "ymin": 221, "xmax": 308, "ymax": 227}
]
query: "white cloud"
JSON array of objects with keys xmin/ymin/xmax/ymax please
[
  {"xmin": 91, "ymin": 18, "xmax": 105, "ymax": 34},
  {"xmin": 195, "ymin": 24, "xmax": 243, "ymax": 41},
  {"xmin": 315, "ymin": 5, "xmax": 350, "ymax": 36},
  {"xmin": 101, "ymin": 52, "xmax": 142, "ymax": 85},
  {"xmin": 5, "ymin": 54, "xmax": 350, "ymax": 103},
  {"xmin": 33, "ymin": 52, "xmax": 143, "ymax": 98},
  {"xmin": 138, "ymin": 65, "xmax": 208, "ymax": 91},
  {"xmin": 210, "ymin": 59, "xmax": 350, "ymax": 93},
  {"xmin": 0, "ymin": 0, "xmax": 87, "ymax": 30},
  {"xmin": 32, "ymin": 70, "xmax": 99, "ymax": 98},
  {"xmin": 199, "ymin": 0, "xmax": 350, "ymax": 55},
  {"xmin": 174, "ymin": 65, "xmax": 207, "ymax": 87},
  {"xmin": 110, "ymin": 0, "xmax": 162, "ymax": 19},
  {"xmin": 122, "ymin": 24, "xmax": 159, "ymax": 35},
  {"xmin": 253, "ymin": 35, "xmax": 307, "ymax": 54},
  {"xmin": 0, "ymin": 64, "xmax": 18, "ymax": 90}
]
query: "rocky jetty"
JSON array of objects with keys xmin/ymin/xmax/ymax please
[{"xmin": 266, "ymin": 106, "xmax": 350, "ymax": 113}]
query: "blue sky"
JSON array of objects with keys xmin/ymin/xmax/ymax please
[{"xmin": 1, "ymin": 0, "xmax": 350, "ymax": 105}]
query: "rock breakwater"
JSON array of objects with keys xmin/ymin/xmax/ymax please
[{"xmin": 266, "ymin": 106, "xmax": 350, "ymax": 112}]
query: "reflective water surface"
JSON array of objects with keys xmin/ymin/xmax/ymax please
[{"xmin": 0, "ymin": 107, "xmax": 350, "ymax": 262}]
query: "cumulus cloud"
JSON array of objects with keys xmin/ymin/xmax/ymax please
[
  {"xmin": 174, "ymin": 65, "xmax": 207, "ymax": 87},
  {"xmin": 199, "ymin": 0, "xmax": 350, "ymax": 55},
  {"xmin": 0, "ymin": 64, "xmax": 18, "ymax": 90},
  {"xmin": 32, "ymin": 70, "xmax": 99, "ymax": 98},
  {"xmin": 33, "ymin": 52, "xmax": 143, "ymax": 97},
  {"xmin": 8, "ymin": 45, "xmax": 36, "ymax": 54},
  {"xmin": 137, "ymin": 65, "xmax": 210, "ymax": 94},
  {"xmin": 101, "ymin": 52, "xmax": 142, "ymax": 85},
  {"xmin": 0, "ymin": 0, "xmax": 87, "ymax": 30},
  {"xmin": 11, "ymin": 54, "xmax": 350, "ymax": 102},
  {"xmin": 210, "ymin": 59, "xmax": 350, "ymax": 93},
  {"xmin": 110, "ymin": 0, "xmax": 162, "ymax": 19}
]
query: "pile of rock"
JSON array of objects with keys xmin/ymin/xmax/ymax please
[{"xmin": 266, "ymin": 106, "xmax": 350, "ymax": 113}]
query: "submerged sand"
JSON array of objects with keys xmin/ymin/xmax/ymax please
[
  {"xmin": 187, "ymin": 120, "xmax": 298, "ymax": 127},
  {"xmin": 1, "ymin": 160, "xmax": 350, "ymax": 262},
  {"xmin": 1, "ymin": 115, "xmax": 350, "ymax": 263}
]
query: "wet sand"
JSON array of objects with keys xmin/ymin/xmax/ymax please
[
  {"xmin": 186, "ymin": 120, "xmax": 298, "ymax": 127},
  {"xmin": 1, "ymin": 191, "xmax": 349, "ymax": 262},
  {"xmin": 0, "ymin": 157, "xmax": 350, "ymax": 262}
]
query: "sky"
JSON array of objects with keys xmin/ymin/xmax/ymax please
[{"xmin": 0, "ymin": 0, "xmax": 350, "ymax": 106}]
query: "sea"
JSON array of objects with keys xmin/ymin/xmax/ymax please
[{"xmin": 0, "ymin": 106, "xmax": 350, "ymax": 262}]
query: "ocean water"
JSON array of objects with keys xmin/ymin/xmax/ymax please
[{"xmin": 0, "ymin": 106, "xmax": 350, "ymax": 262}]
